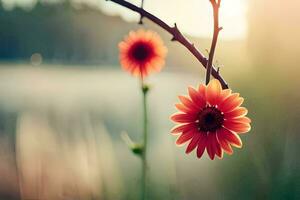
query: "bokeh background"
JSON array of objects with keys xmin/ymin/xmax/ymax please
[{"xmin": 0, "ymin": 0, "xmax": 299, "ymax": 199}]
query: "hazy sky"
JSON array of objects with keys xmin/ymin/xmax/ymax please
[{"xmin": 2, "ymin": 0, "xmax": 248, "ymax": 39}]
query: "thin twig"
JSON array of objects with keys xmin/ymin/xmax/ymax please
[
  {"xmin": 206, "ymin": 0, "xmax": 222, "ymax": 84},
  {"xmin": 139, "ymin": 0, "xmax": 144, "ymax": 24},
  {"xmin": 106, "ymin": 0, "xmax": 229, "ymax": 89}
]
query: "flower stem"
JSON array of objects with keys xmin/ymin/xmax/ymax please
[
  {"xmin": 206, "ymin": 0, "xmax": 222, "ymax": 84},
  {"xmin": 139, "ymin": 0, "xmax": 145, "ymax": 24},
  {"xmin": 141, "ymin": 80, "xmax": 149, "ymax": 200}
]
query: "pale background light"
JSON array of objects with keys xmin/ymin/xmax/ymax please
[
  {"xmin": 100, "ymin": 0, "xmax": 248, "ymax": 40},
  {"xmin": 2, "ymin": 0, "xmax": 248, "ymax": 39}
]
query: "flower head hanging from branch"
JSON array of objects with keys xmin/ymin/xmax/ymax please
[
  {"xmin": 106, "ymin": 0, "xmax": 251, "ymax": 199},
  {"xmin": 171, "ymin": 79, "xmax": 251, "ymax": 160},
  {"xmin": 107, "ymin": 0, "xmax": 229, "ymax": 89}
]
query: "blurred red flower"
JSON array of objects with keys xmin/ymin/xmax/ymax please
[
  {"xmin": 119, "ymin": 29, "xmax": 167, "ymax": 79},
  {"xmin": 171, "ymin": 79, "xmax": 251, "ymax": 160}
]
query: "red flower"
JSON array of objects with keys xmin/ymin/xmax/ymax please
[
  {"xmin": 170, "ymin": 79, "xmax": 251, "ymax": 160},
  {"xmin": 119, "ymin": 29, "xmax": 167, "ymax": 78}
]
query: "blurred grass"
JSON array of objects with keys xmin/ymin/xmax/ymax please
[
  {"xmin": 0, "ymin": 0, "xmax": 300, "ymax": 199},
  {"xmin": 0, "ymin": 65, "xmax": 298, "ymax": 200}
]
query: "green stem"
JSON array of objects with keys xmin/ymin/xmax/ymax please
[{"xmin": 141, "ymin": 80, "xmax": 149, "ymax": 200}]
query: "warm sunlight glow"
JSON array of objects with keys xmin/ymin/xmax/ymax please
[
  {"xmin": 220, "ymin": 0, "xmax": 248, "ymax": 39},
  {"xmin": 100, "ymin": 0, "xmax": 248, "ymax": 40},
  {"xmin": 4, "ymin": 0, "xmax": 248, "ymax": 39}
]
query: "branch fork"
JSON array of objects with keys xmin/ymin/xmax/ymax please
[{"xmin": 106, "ymin": 0, "xmax": 229, "ymax": 89}]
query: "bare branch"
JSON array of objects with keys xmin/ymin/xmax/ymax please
[
  {"xmin": 217, "ymin": 0, "xmax": 222, "ymax": 7},
  {"xmin": 138, "ymin": 0, "xmax": 144, "ymax": 24},
  {"xmin": 206, "ymin": 0, "xmax": 222, "ymax": 84},
  {"xmin": 106, "ymin": 0, "xmax": 228, "ymax": 89}
]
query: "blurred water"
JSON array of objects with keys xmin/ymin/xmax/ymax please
[
  {"xmin": 0, "ymin": 65, "xmax": 210, "ymax": 200},
  {"xmin": 0, "ymin": 65, "xmax": 298, "ymax": 200}
]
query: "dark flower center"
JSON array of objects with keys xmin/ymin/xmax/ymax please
[
  {"xmin": 197, "ymin": 106, "xmax": 224, "ymax": 132},
  {"xmin": 130, "ymin": 42, "xmax": 152, "ymax": 62}
]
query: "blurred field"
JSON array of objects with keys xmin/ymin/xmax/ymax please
[
  {"xmin": 1, "ymin": 0, "xmax": 300, "ymax": 199},
  {"xmin": 0, "ymin": 65, "xmax": 298, "ymax": 200}
]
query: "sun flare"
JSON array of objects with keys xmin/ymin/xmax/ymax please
[
  {"xmin": 4, "ymin": 0, "xmax": 248, "ymax": 39},
  {"xmin": 102, "ymin": 0, "xmax": 248, "ymax": 39}
]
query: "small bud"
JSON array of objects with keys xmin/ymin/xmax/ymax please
[
  {"xmin": 121, "ymin": 132, "xmax": 144, "ymax": 157},
  {"xmin": 142, "ymin": 84, "xmax": 150, "ymax": 94},
  {"xmin": 131, "ymin": 143, "xmax": 144, "ymax": 156}
]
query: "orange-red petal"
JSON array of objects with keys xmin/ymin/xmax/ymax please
[
  {"xmin": 178, "ymin": 96, "xmax": 200, "ymax": 110},
  {"xmin": 218, "ymin": 128, "xmax": 242, "ymax": 148},
  {"xmin": 206, "ymin": 133, "xmax": 218, "ymax": 160},
  {"xmin": 186, "ymin": 133, "xmax": 201, "ymax": 154},
  {"xmin": 175, "ymin": 103, "xmax": 197, "ymax": 114},
  {"xmin": 224, "ymin": 107, "xmax": 248, "ymax": 119},
  {"xmin": 219, "ymin": 89, "xmax": 232, "ymax": 102},
  {"xmin": 210, "ymin": 132, "xmax": 223, "ymax": 159},
  {"xmin": 188, "ymin": 86, "xmax": 206, "ymax": 108},
  {"xmin": 198, "ymin": 84, "xmax": 206, "ymax": 99},
  {"xmin": 218, "ymin": 93, "xmax": 244, "ymax": 113},
  {"xmin": 170, "ymin": 123, "xmax": 196, "ymax": 135},
  {"xmin": 196, "ymin": 134, "xmax": 207, "ymax": 158},
  {"xmin": 216, "ymin": 130, "xmax": 233, "ymax": 155},
  {"xmin": 228, "ymin": 117, "xmax": 251, "ymax": 124},
  {"xmin": 171, "ymin": 113, "xmax": 197, "ymax": 123},
  {"xmin": 176, "ymin": 130, "xmax": 196, "ymax": 145},
  {"xmin": 223, "ymin": 120, "xmax": 251, "ymax": 134},
  {"xmin": 206, "ymin": 79, "xmax": 222, "ymax": 106}
]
